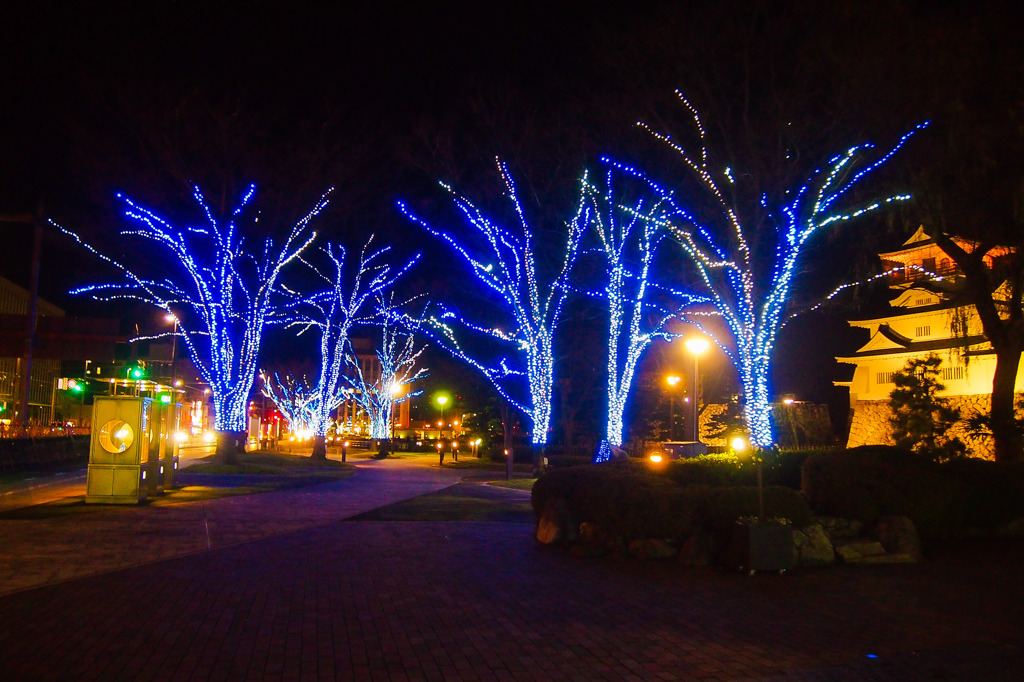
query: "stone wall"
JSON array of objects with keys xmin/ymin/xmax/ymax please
[{"xmin": 846, "ymin": 392, "xmax": 1024, "ymax": 460}]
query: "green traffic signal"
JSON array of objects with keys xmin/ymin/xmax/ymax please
[
  {"xmin": 68, "ymin": 379, "xmax": 85, "ymax": 393},
  {"xmin": 127, "ymin": 365, "xmax": 146, "ymax": 380}
]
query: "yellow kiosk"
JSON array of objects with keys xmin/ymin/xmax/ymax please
[{"xmin": 86, "ymin": 396, "xmax": 157, "ymax": 504}]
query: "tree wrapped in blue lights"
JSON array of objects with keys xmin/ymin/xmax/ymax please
[
  {"xmin": 397, "ymin": 159, "xmax": 586, "ymax": 462},
  {"xmin": 581, "ymin": 167, "xmax": 710, "ymax": 446},
  {"xmin": 54, "ymin": 184, "xmax": 325, "ymax": 462},
  {"xmin": 625, "ymin": 92, "xmax": 926, "ymax": 448},
  {"xmin": 260, "ymin": 370, "xmax": 316, "ymax": 437},
  {"xmin": 343, "ymin": 295, "xmax": 428, "ymax": 442},
  {"xmin": 280, "ymin": 238, "xmax": 418, "ymax": 458}
]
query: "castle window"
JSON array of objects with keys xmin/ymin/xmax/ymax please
[
  {"xmin": 942, "ymin": 366, "xmax": 964, "ymax": 381},
  {"xmin": 915, "ymin": 325, "xmax": 931, "ymax": 337},
  {"xmin": 876, "ymin": 371, "xmax": 894, "ymax": 384}
]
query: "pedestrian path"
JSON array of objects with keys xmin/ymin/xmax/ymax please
[
  {"xmin": 0, "ymin": 458, "xmax": 463, "ymax": 596},
  {"xmin": 2, "ymin": 456, "xmax": 1023, "ymax": 680}
]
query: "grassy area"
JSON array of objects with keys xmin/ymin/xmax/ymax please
[
  {"xmin": 185, "ymin": 452, "xmax": 353, "ymax": 476},
  {"xmin": 0, "ymin": 482, "xmax": 289, "ymax": 520},
  {"xmin": 0, "ymin": 460, "xmax": 356, "ymax": 520},
  {"xmin": 433, "ymin": 457, "xmax": 535, "ymax": 473},
  {"xmin": 348, "ymin": 489, "xmax": 534, "ymax": 523},
  {"xmin": 487, "ymin": 478, "xmax": 537, "ymax": 492}
]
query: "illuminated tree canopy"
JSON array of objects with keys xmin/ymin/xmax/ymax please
[
  {"xmin": 624, "ymin": 92, "xmax": 926, "ymax": 447},
  {"xmin": 343, "ymin": 295, "xmax": 428, "ymax": 441},
  {"xmin": 260, "ymin": 370, "xmax": 316, "ymax": 437},
  {"xmin": 397, "ymin": 158, "xmax": 586, "ymax": 449},
  {"xmin": 279, "ymin": 238, "xmax": 418, "ymax": 457},
  {"xmin": 580, "ymin": 165, "xmax": 709, "ymax": 446},
  {"xmin": 54, "ymin": 184, "xmax": 325, "ymax": 458}
]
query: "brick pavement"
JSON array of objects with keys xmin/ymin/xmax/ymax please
[
  {"xmin": 0, "ymin": 458, "xmax": 460, "ymax": 595},
  {"xmin": 1, "ymin": 458, "xmax": 1023, "ymax": 680}
]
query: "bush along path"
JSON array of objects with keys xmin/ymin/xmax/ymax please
[{"xmin": 532, "ymin": 447, "xmax": 1024, "ymax": 570}]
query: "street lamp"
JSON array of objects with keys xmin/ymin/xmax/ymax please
[
  {"xmin": 389, "ymin": 382, "xmax": 402, "ymax": 440},
  {"xmin": 165, "ymin": 313, "xmax": 178, "ymax": 397},
  {"xmin": 666, "ymin": 375, "xmax": 681, "ymax": 440},
  {"xmin": 684, "ymin": 336, "xmax": 710, "ymax": 442},
  {"xmin": 436, "ymin": 395, "xmax": 448, "ymax": 437}
]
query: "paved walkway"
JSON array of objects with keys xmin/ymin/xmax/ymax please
[
  {"xmin": 0, "ymin": 457, "xmax": 460, "ymax": 595},
  {"xmin": 1, "ymin": 457, "xmax": 1023, "ymax": 680}
]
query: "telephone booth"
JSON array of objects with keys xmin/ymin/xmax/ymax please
[
  {"xmin": 157, "ymin": 400, "xmax": 182, "ymax": 491},
  {"xmin": 86, "ymin": 396, "xmax": 155, "ymax": 504}
]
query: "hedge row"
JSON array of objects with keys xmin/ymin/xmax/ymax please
[
  {"xmin": 531, "ymin": 462, "xmax": 813, "ymax": 542},
  {"xmin": 532, "ymin": 446, "xmax": 1024, "ymax": 543},
  {"xmin": 802, "ymin": 445, "xmax": 1024, "ymax": 539},
  {"xmin": 661, "ymin": 449, "xmax": 824, "ymax": 490}
]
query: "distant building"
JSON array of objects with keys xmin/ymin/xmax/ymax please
[
  {"xmin": 835, "ymin": 227, "xmax": 1024, "ymax": 458},
  {"xmin": 0, "ymin": 275, "xmax": 124, "ymax": 425}
]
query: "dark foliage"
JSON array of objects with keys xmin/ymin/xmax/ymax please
[
  {"xmin": 531, "ymin": 461, "xmax": 811, "ymax": 541},
  {"xmin": 802, "ymin": 446, "xmax": 1024, "ymax": 539},
  {"xmin": 662, "ymin": 449, "xmax": 826, "ymax": 490}
]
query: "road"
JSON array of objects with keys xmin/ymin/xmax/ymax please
[{"xmin": 0, "ymin": 442, "xmax": 216, "ymax": 512}]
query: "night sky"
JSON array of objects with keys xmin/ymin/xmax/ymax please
[{"xmin": 2, "ymin": 1, "xmax": 1021, "ymax": 435}]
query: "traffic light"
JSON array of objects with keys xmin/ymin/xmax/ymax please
[
  {"xmin": 126, "ymin": 364, "xmax": 146, "ymax": 380},
  {"xmin": 68, "ymin": 379, "xmax": 85, "ymax": 394}
]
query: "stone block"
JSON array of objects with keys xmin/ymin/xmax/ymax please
[{"xmin": 794, "ymin": 524, "xmax": 836, "ymax": 567}]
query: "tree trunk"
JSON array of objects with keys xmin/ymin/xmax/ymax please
[
  {"xmin": 501, "ymin": 400, "xmax": 514, "ymax": 481},
  {"xmin": 216, "ymin": 431, "xmax": 246, "ymax": 465},
  {"xmin": 990, "ymin": 347, "xmax": 1024, "ymax": 462},
  {"xmin": 310, "ymin": 435, "xmax": 327, "ymax": 460},
  {"xmin": 532, "ymin": 443, "xmax": 545, "ymax": 476}
]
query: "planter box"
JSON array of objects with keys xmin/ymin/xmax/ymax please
[{"xmin": 721, "ymin": 522, "xmax": 795, "ymax": 575}]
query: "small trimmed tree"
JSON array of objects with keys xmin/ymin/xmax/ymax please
[{"xmin": 888, "ymin": 355, "xmax": 965, "ymax": 461}]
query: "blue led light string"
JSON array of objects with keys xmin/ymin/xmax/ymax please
[
  {"xmin": 260, "ymin": 371, "xmax": 317, "ymax": 435},
  {"xmin": 276, "ymin": 238, "xmax": 420, "ymax": 440},
  {"xmin": 54, "ymin": 185, "xmax": 326, "ymax": 433},
  {"xmin": 342, "ymin": 296, "xmax": 428, "ymax": 440},
  {"xmin": 581, "ymin": 164, "xmax": 711, "ymax": 445},
  {"xmin": 397, "ymin": 158, "xmax": 586, "ymax": 445},
  {"xmin": 630, "ymin": 95, "xmax": 926, "ymax": 447}
]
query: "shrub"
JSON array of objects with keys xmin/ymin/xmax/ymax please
[
  {"xmin": 545, "ymin": 454, "xmax": 594, "ymax": 469},
  {"xmin": 665, "ymin": 454, "xmax": 754, "ymax": 487},
  {"xmin": 663, "ymin": 449, "xmax": 825, "ymax": 490},
  {"xmin": 532, "ymin": 464, "xmax": 811, "ymax": 543},
  {"xmin": 801, "ymin": 445, "xmax": 969, "ymax": 539},
  {"xmin": 704, "ymin": 486, "xmax": 814, "ymax": 530},
  {"xmin": 942, "ymin": 458, "xmax": 1024, "ymax": 530},
  {"xmin": 762, "ymin": 449, "xmax": 829, "ymax": 489}
]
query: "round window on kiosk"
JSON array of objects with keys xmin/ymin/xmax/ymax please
[{"xmin": 98, "ymin": 419, "xmax": 135, "ymax": 454}]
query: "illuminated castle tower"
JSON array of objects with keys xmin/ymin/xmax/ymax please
[{"xmin": 835, "ymin": 226, "xmax": 1023, "ymax": 458}]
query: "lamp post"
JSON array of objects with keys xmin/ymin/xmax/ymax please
[
  {"xmin": 165, "ymin": 313, "xmax": 178, "ymax": 396},
  {"xmin": 436, "ymin": 395, "xmax": 448, "ymax": 437},
  {"xmin": 389, "ymin": 382, "xmax": 402, "ymax": 441},
  {"xmin": 684, "ymin": 337, "xmax": 710, "ymax": 442},
  {"xmin": 666, "ymin": 375, "xmax": 681, "ymax": 440}
]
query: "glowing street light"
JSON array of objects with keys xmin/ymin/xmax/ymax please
[
  {"xmin": 666, "ymin": 375, "xmax": 681, "ymax": 440},
  {"xmin": 165, "ymin": 313, "xmax": 178, "ymax": 396},
  {"xmin": 684, "ymin": 337, "xmax": 710, "ymax": 442},
  {"xmin": 436, "ymin": 395, "xmax": 449, "ymax": 437},
  {"xmin": 390, "ymin": 382, "xmax": 402, "ymax": 440}
]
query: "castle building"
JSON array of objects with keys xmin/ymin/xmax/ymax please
[{"xmin": 835, "ymin": 227, "xmax": 1024, "ymax": 458}]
